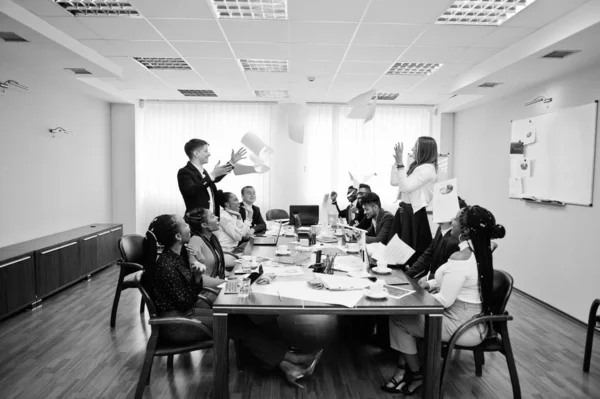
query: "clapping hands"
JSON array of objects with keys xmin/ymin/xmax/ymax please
[
  {"xmin": 393, "ymin": 142, "xmax": 404, "ymax": 164},
  {"xmin": 230, "ymin": 147, "xmax": 247, "ymax": 164}
]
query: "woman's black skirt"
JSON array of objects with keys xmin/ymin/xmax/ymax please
[{"xmin": 388, "ymin": 202, "xmax": 432, "ymax": 266}]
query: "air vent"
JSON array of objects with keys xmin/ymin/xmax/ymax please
[
  {"xmin": 240, "ymin": 59, "xmax": 288, "ymax": 72},
  {"xmin": 542, "ymin": 50, "xmax": 581, "ymax": 59},
  {"xmin": 0, "ymin": 32, "xmax": 28, "ymax": 42},
  {"xmin": 478, "ymin": 82, "xmax": 503, "ymax": 88},
  {"xmin": 64, "ymin": 68, "xmax": 92, "ymax": 75},
  {"xmin": 211, "ymin": 0, "xmax": 287, "ymax": 20},
  {"xmin": 386, "ymin": 63, "xmax": 443, "ymax": 76},
  {"xmin": 52, "ymin": 0, "xmax": 140, "ymax": 17},
  {"xmin": 372, "ymin": 93, "xmax": 399, "ymax": 101},
  {"xmin": 255, "ymin": 90, "xmax": 289, "ymax": 98},
  {"xmin": 436, "ymin": 0, "xmax": 538, "ymax": 26},
  {"xmin": 178, "ymin": 89, "xmax": 218, "ymax": 97},
  {"xmin": 133, "ymin": 57, "xmax": 191, "ymax": 70}
]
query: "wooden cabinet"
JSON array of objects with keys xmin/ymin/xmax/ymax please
[
  {"xmin": 96, "ymin": 227, "xmax": 123, "ymax": 271},
  {"xmin": 35, "ymin": 241, "xmax": 79, "ymax": 297},
  {"xmin": 80, "ymin": 235, "xmax": 98, "ymax": 277},
  {"xmin": 1, "ymin": 256, "xmax": 35, "ymax": 314}
]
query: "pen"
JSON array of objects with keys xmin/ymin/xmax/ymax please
[{"xmin": 277, "ymin": 290, "xmax": 282, "ymax": 301}]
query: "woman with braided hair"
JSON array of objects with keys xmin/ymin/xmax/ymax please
[
  {"xmin": 382, "ymin": 205, "xmax": 505, "ymax": 395},
  {"xmin": 143, "ymin": 214, "xmax": 324, "ymax": 388}
]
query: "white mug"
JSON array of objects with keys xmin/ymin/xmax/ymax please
[
  {"xmin": 277, "ymin": 245, "xmax": 288, "ymax": 252},
  {"xmin": 370, "ymin": 280, "xmax": 387, "ymax": 294}
]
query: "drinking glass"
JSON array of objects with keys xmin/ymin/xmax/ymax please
[
  {"xmin": 241, "ymin": 256, "xmax": 252, "ymax": 273},
  {"xmin": 238, "ymin": 278, "xmax": 251, "ymax": 298}
]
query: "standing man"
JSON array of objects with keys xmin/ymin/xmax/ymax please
[
  {"xmin": 239, "ymin": 186, "xmax": 267, "ymax": 235},
  {"xmin": 177, "ymin": 138, "xmax": 246, "ymax": 218}
]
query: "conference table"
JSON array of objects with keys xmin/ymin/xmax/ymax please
[{"xmin": 212, "ymin": 236, "xmax": 444, "ymax": 399}]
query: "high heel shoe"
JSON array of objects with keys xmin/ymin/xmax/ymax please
[
  {"xmin": 281, "ymin": 360, "xmax": 306, "ymax": 388},
  {"xmin": 304, "ymin": 349, "xmax": 324, "ymax": 377},
  {"xmin": 285, "ymin": 370, "xmax": 305, "ymax": 388}
]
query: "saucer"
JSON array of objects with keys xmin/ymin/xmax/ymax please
[
  {"xmin": 275, "ymin": 250, "xmax": 291, "ymax": 256},
  {"xmin": 365, "ymin": 290, "xmax": 387, "ymax": 299},
  {"xmin": 284, "ymin": 232, "xmax": 296, "ymax": 237},
  {"xmin": 372, "ymin": 267, "xmax": 392, "ymax": 275},
  {"xmin": 346, "ymin": 248, "xmax": 360, "ymax": 253}
]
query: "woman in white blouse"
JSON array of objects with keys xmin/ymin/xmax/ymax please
[
  {"xmin": 382, "ymin": 205, "xmax": 506, "ymax": 395},
  {"xmin": 213, "ymin": 191, "xmax": 253, "ymax": 253},
  {"xmin": 389, "ymin": 137, "xmax": 438, "ymax": 263}
]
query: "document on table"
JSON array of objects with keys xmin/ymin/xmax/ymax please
[
  {"xmin": 252, "ymin": 280, "xmax": 367, "ymax": 308},
  {"xmin": 262, "ymin": 266, "xmax": 304, "ymax": 276},
  {"xmin": 333, "ymin": 255, "xmax": 365, "ymax": 272}
]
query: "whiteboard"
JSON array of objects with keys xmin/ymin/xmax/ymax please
[{"xmin": 509, "ymin": 102, "xmax": 598, "ymax": 206}]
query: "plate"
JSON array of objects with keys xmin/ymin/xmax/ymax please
[
  {"xmin": 372, "ymin": 267, "xmax": 392, "ymax": 275},
  {"xmin": 365, "ymin": 290, "xmax": 387, "ymax": 299},
  {"xmin": 275, "ymin": 250, "xmax": 291, "ymax": 256}
]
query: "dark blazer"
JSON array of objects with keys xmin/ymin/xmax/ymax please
[
  {"xmin": 365, "ymin": 210, "xmax": 394, "ymax": 245},
  {"xmin": 239, "ymin": 204, "xmax": 267, "ymax": 234},
  {"xmin": 334, "ymin": 200, "xmax": 365, "ymax": 226},
  {"xmin": 177, "ymin": 161, "xmax": 227, "ymax": 217},
  {"xmin": 404, "ymin": 227, "xmax": 459, "ymax": 279}
]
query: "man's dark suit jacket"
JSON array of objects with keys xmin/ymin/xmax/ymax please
[
  {"xmin": 334, "ymin": 200, "xmax": 365, "ymax": 226},
  {"xmin": 239, "ymin": 204, "xmax": 267, "ymax": 234},
  {"xmin": 177, "ymin": 161, "xmax": 227, "ymax": 218},
  {"xmin": 404, "ymin": 226, "xmax": 459, "ymax": 279},
  {"xmin": 365, "ymin": 210, "xmax": 394, "ymax": 245}
]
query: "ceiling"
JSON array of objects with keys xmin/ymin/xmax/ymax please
[{"xmin": 1, "ymin": 0, "xmax": 600, "ymax": 108}]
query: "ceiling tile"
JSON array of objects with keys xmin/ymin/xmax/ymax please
[
  {"xmin": 150, "ymin": 19, "xmax": 225, "ymax": 41},
  {"xmin": 80, "ymin": 39, "xmax": 122, "ymax": 56},
  {"xmin": 245, "ymin": 72, "xmax": 299, "ymax": 89},
  {"xmin": 363, "ymin": 0, "xmax": 453, "ymax": 24},
  {"xmin": 201, "ymin": 73, "xmax": 250, "ymax": 90},
  {"xmin": 220, "ymin": 20, "xmax": 289, "ymax": 43},
  {"xmin": 338, "ymin": 61, "xmax": 390, "ymax": 75},
  {"xmin": 455, "ymin": 48, "xmax": 500, "ymax": 64},
  {"xmin": 289, "ymin": 43, "xmax": 347, "ymax": 60},
  {"xmin": 44, "ymin": 17, "xmax": 101, "ymax": 40},
  {"xmin": 130, "ymin": 0, "xmax": 214, "ymax": 19},
  {"xmin": 187, "ymin": 58, "xmax": 240, "ymax": 73},
  {"xmin": 376, "ymin": 74, "xmax": 424, "ymax": 89},
  {"xmin": 108, "ymin": 40, "xmax": 178, "ymax": 57},
  {"xmin": 413, "ymin": 25, "xmax": 495, "ymax": 47},
  {"xmin": 290, "ymin": 22, "xmax": 357, "ymax": 44},
  {"xmin": 230, "ymin": 42, "xmax": 288, "ymax": 60},
  {"xmin": 171, "ymin": 41, "xmax": 233, "ymax": 58},
  {"xmin": 434, "ymin": 63, "xmax": 474, "ymax": 75},
  {"xmin": 77, "ymin": 17, "xmax": 163, "ymax": 40},
  {"xmin": 397, "ymin": 46, "xmax": 464, "ymax": 64},
  {"xmin": 471, "ymin": 27, "xmax": 536, "ymax": 48},
  {"xmin": 330, "ymin": 74, "xmax": 379, "ymax": 91},
  {"xmin": 503, "ymin": 0, "xmax": 588, "ymax": 28},
  {"xmin": 288, "ymin": 0, "xmax": 368, "ymax": 22},
  {"xmin": 345, "ymin": 45, "xmax": 407, "ymax": 62},
  {"xmin": 353, "ymin": 23, "xmax": 427, "ymax": 46},
  {"xmin": 289, "ymin": 60, "xmax": 340, "ymax": 75},
  {"xmin": 14, "ymin": 0, "xmax": 70, "ymax": 17},
  {"xmin": 151, "ymin": 70, "xmax": 207, "ymax": 88}
]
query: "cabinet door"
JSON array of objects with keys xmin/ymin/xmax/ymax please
[
  {"xmin": 0, "ymin": 266, "xmax": 8, "ymax": 316},
  {"xmin": 96, "ymin": 230, "xmax": 113, "ymax": 268},
  {"xmin": 109, "ymin": 227, "xmax": 123, "ymax": 262},
  {"xmin": 79, "ymin": 235, "xmax": 98, "ymax": 276},
  {"xmin": 36, "ymin": 241, "xmax": 78, "ymax": 297},
  {"xmin": 2, "ymin": 256, "xmax": 35, "ymax": 313}
]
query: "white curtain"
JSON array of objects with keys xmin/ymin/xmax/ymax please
[{"xmin": 135, "ymin": 102, "xmax": 431, "ymax": 232}]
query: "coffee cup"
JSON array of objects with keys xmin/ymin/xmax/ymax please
[
  {"xmin": 277, "ymin": 245, "xmax": 288, "ymax": 253},
  {"xmin": 347, "ymin": 243, "xmax": 359, "ymax": 252},
  {"xmin": 370, "ymin": 280, "xmax": 387, "ymax": 294},
  {"xmin": 251, "ymin": 255, "xmax": 258, "ymax": 266}
]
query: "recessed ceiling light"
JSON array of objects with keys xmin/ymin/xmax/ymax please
[
  {"xmin": 211, "ymin": 0, "xmax": 287, "ymax": 20},
  {"xmin": 52, "ymin": 0, "xmax": 140, "ymax": 17},
  {"xmin": 178, "ymin": 89, "xmax": 218, "ymax": 97},
  {"xmin": 478, "ymin": 82, "xmax": 503, "ymax": 88},
  {"xmin": 64, "ymin": 68, "xmax": 92, "ymax": 75},
  {"xmin": 542, "ymin": 50, "xmax": 581, "ymax": 59},
  {"xmin": 0, "ymin": 32, "xmax": 28, "ymax": 42},
  {"xmin": 386, "ymin": 63, "xmax": 443, "ymax": 76},
  {"xmin": 133, "ymin": 57, "xmax": 191, "ymax": 70},
  {"xmin": 373, "ymin": 93, "xmax": 399, "ymax": 101},
  {"xmin": 436, "ymin": 0, "xmax": 538, "ymax": 26},
  {"xmin": 240, "ymin": 59, "xmax": 288, "ymax": 72},
  {"xmin": 255, "ymin": 90, "xmax": 289, "ymax": 98}
]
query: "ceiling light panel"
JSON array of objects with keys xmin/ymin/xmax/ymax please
[
  {"xmin": 255, "ymin": 90, "xmax": 289, "ymax": 98},
  {"xmin": 178, "ymin": 89, "xmax": 218, "ymax": 97},
  {"xmin": 134, "ymin": 57, "xmax": 192, "ymax": 70},
  {"xmin": 211, "ymin": 0, "xmax": 287, "ymax": 20},
  {"xmin": 240, "ymin": 59, "xmax": 288, "ymax": 72},
  {"xmin": 386, "ymin": 63, "xmax": 443, "ymax": 76},
  {"xmin": 436, "ymin": 0, "xmax": 538, "ymax": 26},
  {"xmin": 52, "ymin": 1, "xmax": 141, "ymax": 17},
  {"xmin": 373, "ymin": 93, "xmax": 399, "ymax": 101}
]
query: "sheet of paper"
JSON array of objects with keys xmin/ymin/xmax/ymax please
[
  {"xmin": 233, "ymin": 163, "xmax": 270, "ymax": 175},
  {"xmin": 317, "ymin": 273, "xmax": 372, "ymax": 290},
  {"xmin": 432, "ymin": 178, "xmax": 459, "ymax": 224},
  {"xmin": 509, "ymin": 177, "xmax": 523, "ymax": 197},
  {"xmin": 383, "ymin": 235, "xmax": 415, "ymax": 265},
  {"xmin": 366, "ymin": 242, "xmax": 386, "ymax": 260},
  {"xmin": 262, "ymin": 266, "xmax": 304, "ymax": 277},
  {"xmin": 332, "ymin": 255, "xmax": 365, "ymax": 272},
  {"xmin": 241, "ymin": 131, "xmax": 273, "ymax": 161},
  {"xmin": 276, "ymin": 103, "xmax": 307, "ymax": 144},
  {"xmin": 348, "ymin": 89, "xmax": 376, "ymax": 107},
  {"xmin": 347, "ymin": 103, "xmax": 376, "ymax": 121},
  {"xmin": 252, "ymin": 281, "xmax": 366, "ymax": 308},
  {"xmin": 347, "ymin": 270, "xmax": 372, "ymax": 278}
]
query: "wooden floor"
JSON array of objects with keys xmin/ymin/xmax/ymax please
[{"xmin": 0, "ymin": 265, "xmax": 599, "ymax": 399}]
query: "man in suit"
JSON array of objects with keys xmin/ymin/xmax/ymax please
[
  {"xmin": 362, "ymin": 192, "xmax": 394, "ymax": 245},
  {"xmin": 177, "ymin": 138, "xmax": 246, "ymax": 218},
  {"xmin": 239, "ymin": 185, "xmax": 267, "ymax": 235}
]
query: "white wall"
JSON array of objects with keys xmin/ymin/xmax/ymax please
[
  {"xmin": 453, "ymin": 62, "xmax": 600, "ymax": 322},
  {"xmin": 0, "ymin": 67, "xmax": 112, "ymax": 247}
]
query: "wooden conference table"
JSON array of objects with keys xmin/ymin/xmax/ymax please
[{"xmin": 212, "ymin": 236, "xmax": 444, "ymax": 399}]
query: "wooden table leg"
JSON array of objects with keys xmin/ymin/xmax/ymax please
[
  {"xmin": 213, "ymin": 313, "xmax": 229, "ymax": 399},
  {"xmin": 423, "ymin": 314, "xmax": 442, "ymax": 399}
]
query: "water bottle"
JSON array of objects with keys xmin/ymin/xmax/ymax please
[{"xmin": 293, "ymin": 212, "xmax": 302, "ymax": 234}]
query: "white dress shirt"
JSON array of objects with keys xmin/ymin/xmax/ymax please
[
  {"xmin": 214, "ymin": 207, "xmax": 252, "ymax": 251},
  {"xmin": 390, "ymin": 163, "xmax": 436, "ymax": 213}
]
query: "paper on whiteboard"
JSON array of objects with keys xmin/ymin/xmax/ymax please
[
  {"xmin": 509, "ymin": 177, "xmax": 523, "ymax": 196},
  {"xmin": 432, "ymin": 178, "xmax": 459, "ymax": 224},
  {"xmin": 383, "ymin": 235, "xmax": 415, "ymax": 265}
]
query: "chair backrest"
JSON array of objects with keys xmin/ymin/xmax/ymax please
[
  {"xmin": 266, "ymin": 209, "xmax": 289, "ymax": 221},
  {"xmin": 490, "ymin": 269, "xmax": 513, "ymax": 315},
  {"xmin": 133, "ymin": 271, "xmax": 158, "ymax": 318},
  {"xmin": 119, "ymin": 234, "xmax": 145, "ymax": 264}
]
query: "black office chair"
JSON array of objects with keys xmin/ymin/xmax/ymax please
[
  {"xmin": 110, "ymin": 234, "xmax": 146, "ymax": 328},
  {"xmin": 133, "ymin": 271, "xmax": 216, "ymax": 399},
  {"xmin": 266, "ymin": 209, "xmax": 289, "ymax": 221},
  {"xmin": 440, "ymin": 270, "xmax": 521, "ymax": 399},
  {"xmin": 583, "ymin": 298, "xmax": 600, "ymax": 372}
]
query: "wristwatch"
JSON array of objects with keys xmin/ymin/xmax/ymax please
[{"xmin": 396, "ymin": 164, "xmax": 405, "ymax": 169}]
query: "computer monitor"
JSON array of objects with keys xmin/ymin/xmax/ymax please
[{"xmin": 289, "ymin": 205, "xmax": 319, "ymax": 226}]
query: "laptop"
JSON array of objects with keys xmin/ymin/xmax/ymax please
[
  {"xmin": 252, "ymin": 221, "xmax": 284, "ymax": 246},
  {"xmin": 289, "ymin": 205, "xmax": 319, "ymax": 226}
]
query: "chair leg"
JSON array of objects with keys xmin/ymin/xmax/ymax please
[
  {"xmin": 474, "ymin": 349, "xmax": 485, "ymax": 377},
  {"xmin": 140, "ymin": 297, "xmax": 145, "ymax": 314},
  {"xmin": 136, "ymin": 335, "xmax": 158, "ymax": 399},
  {"xmin": 167, "ymin": 355, "xmax": 174, "ymax": 369},
  {"xmin": 110, "ymin": 270, "xmax": 126, "ymax": 328},
  {"xmin": 440, "ymin": 339, "xmax": 459, "ymax": 399},
  {"xmin": 500, "ymin": 325, "xmax": 521, "ymax": 399},
  {"xmin": 234, "ymin": 340, "xmax": 243, "ymax": 372},
  {"xmin": 583, "ymin": 299, "xmax": 600, "ymax": 372}
]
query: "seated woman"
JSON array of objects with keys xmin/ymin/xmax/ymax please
[
  {"xmin": 143, "ymin": 213, "xmax": 323, "ymax": 387},
  {"xmin": 382, "ymin": 205, "xmax": 505, "ymax": 395},
  {"xmin": 214, "ymin": 191, "xmax": 253, "ymax": 265},
  {"xmin": 185, "ymin": 207, "xmax": 227, "ymax": 284}
]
